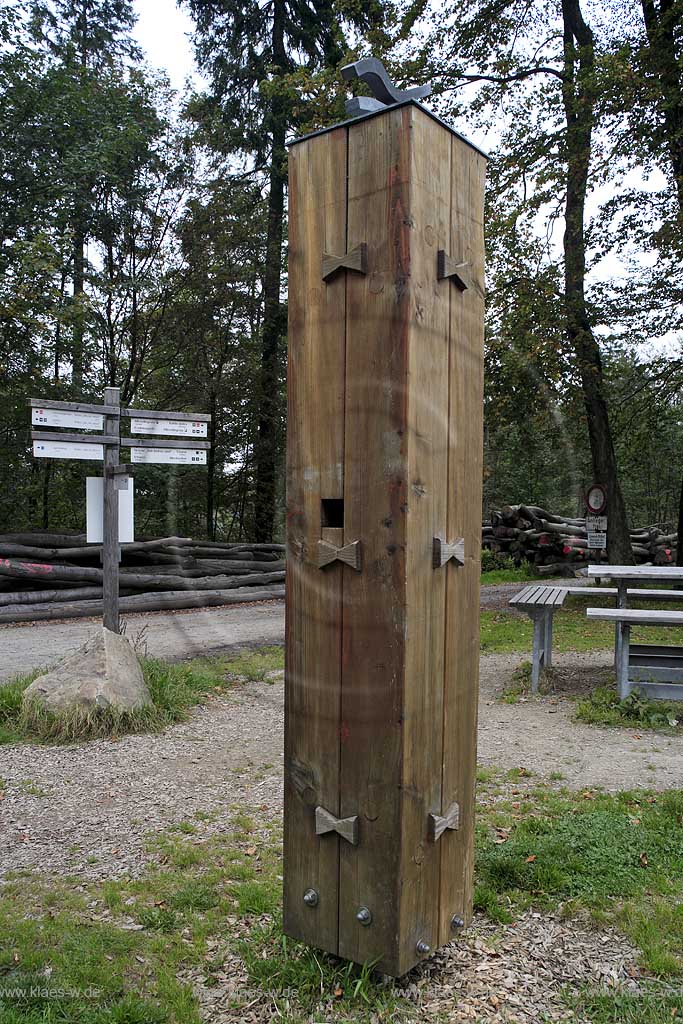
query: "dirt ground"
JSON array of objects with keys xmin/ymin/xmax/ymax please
[
  {"xmin": 2, "ymin": 649, "xmax": 682, "ymax": 884},
  {"xmin": 1, "ymin": 646, "xmax": 679, "ymax": 1021}
]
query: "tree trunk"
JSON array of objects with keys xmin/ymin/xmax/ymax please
[
  {"xmin": 641, "ymin": 0, "xmax": 683, "ymax": 214},
  {"xmin": 677, "ymin": 471, "xmax": 683, "ymax": 567},
  {"xmin": 72, "ymin": 223, "xmax": 85, "ymax": 392},
  {"xmin": 253, "ymin": 0, "xmax": 287, "ymax": 542},
  {"xmin": 561, "ymin": 0, "xmax": 634, "ymax": 563},
  {"xmin": 206, "ymin": 388, "xmax": 217, "ymax": 540}
]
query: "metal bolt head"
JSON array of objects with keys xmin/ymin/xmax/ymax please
[
  {"xmin": 303, "ymin": 888, "xmax": 319, "ymax": 907},
  {"xmin": 450, "ymin": 914, "xmax": 465, "ymax": 931},
  {"xmin": 416, "ymin": 940, "xmax": 430, "ymax": 956},
  {"xmin": 356, "ymin": 906, "xmax": 372, "ymax": 926}
]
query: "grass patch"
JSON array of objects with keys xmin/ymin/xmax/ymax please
[
  {"xmin": 4, "ymin": 776, "xmax": 683, "ymax": 1018},
  {"xmin": 499, "ymin": 661, "xmax": 532, "ymax": 702},
  {"xmin": 0, "ymin": 820, "xmax": 413, "ymax": 1023},
  {"xmin": 577, "ymin": 686, "xmax": 683, "ymax": 732},
  {"xmin": 481, "ymin": 565, "xmax": 536, "ymax": 585},
  {"xmin": 222, "ymin": 645, "xmax": 283, "ymax": 682},
  {"xmin": 475, "ymin": 773, "xmax": 683, "ymax": 976},
  {"xmin": 573, "ymin": 986, "xmax": 683, "ymax": 1022},
  {"xmin": 0, "ymin": 646, "xmax": 285, "ymax": 747},
  {"xmin": 481, "ymin": 607, "xmax": 682, "ymax": 654}
]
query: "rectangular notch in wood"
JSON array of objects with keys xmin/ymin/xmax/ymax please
[{"xmin": 321, "ymin": 498, "xmax": 344, "ymax": 529}]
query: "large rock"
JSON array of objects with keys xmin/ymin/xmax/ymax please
[{"xmin": 23, "ymin": 628, "xmax": 152, "ymax": 713}]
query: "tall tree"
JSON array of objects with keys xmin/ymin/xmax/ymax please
[
  {"xmin": 28, "ymin": 0, "xmax": 140, "ymax": 390},
  {"xmin": 184, "ymin": 0, "xmax": 386, "ymax": 540},
  {"xmin": 412, "ymin": 0, "xmax": 635, "ymax": 559},
  {"xmin": 560, "ymin": 0, "xmax": 633, "ymax": 560}
]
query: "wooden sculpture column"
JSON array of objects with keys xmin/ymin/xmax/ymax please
[{"xmin": 284, "ymin": 99, "xmax": 486, "ymax": 977}]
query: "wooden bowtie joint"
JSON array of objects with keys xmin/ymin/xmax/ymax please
[
  {"xmin": 315, "ymin": 806, "xmax": 359, "ymax": 846},
  {"xmin": 428, "ymin": 801, "xmax": 460, "ymax": 842},
  {"xmin": 433, "ymin": 536, "xmax": 465, "ymax": 569},
  {"xmin": 437, "ymin": 250, "xmax": 472, "ymax": 292},
  {"xmin": 318, "ymin": 539, "xmax": 362, "ymax": 571},
  {"xmin": 322, "ymin": 242, "xmax": 368, "ymax": 282}
]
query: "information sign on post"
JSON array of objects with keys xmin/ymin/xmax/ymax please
[
  {"xmin": 130, "ymin": 447, "xmax": 207, "ymax": 465},
  {"xmin": 585, "ymin": 486, "xmax": 608, "ymax": 551},
  {"xmin": 33, "ymin": 440, "xmax": 104, "ymax": 461},
  {"xmin": 32, "ymin": 408, "xmax": 104, "ymax": 431},
  {"xmin": 29, "ymin": 395, "xmax": 211, "ymax": 634},
  {"xmin": 129, "ymin": 417, "xmax": 208, "ymax": 438}
]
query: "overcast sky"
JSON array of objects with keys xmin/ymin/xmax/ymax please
[{"xmin": 132, "ymin": 0, "xmax": 200, "ymax": 92}]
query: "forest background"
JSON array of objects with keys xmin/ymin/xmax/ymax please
[{"xmin": 1, "ymin": 0, "xmax": 681, "ymax": 560}]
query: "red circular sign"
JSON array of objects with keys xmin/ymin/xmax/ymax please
[{"xmin": 585, "ymin": 483, "xmax": 607, "ymax": 514}]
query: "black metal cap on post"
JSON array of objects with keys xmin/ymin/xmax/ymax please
[{"xmin": 340, "ymin": 57, "xmax": 431, "ymax": 116}]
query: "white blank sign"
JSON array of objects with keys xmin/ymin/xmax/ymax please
[
  {"xmin": 34, "ymin": 440, "xmax": 104, "ymax": 461},
  {"xmin": 130, "ymin": 417, "xmax": 208, "ymax": 438},
  {"xmin": 86, "ymin": 477, "xmax": 135, "ymax": 543},
  {"xmin": 32, "ymin": 408, "xmax": 103, "ymax": 430},
  {"xmin": 130, "ymin": 447, "xmax": 207, "ymax": 465}
]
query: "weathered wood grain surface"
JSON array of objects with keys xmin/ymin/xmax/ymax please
[{"xmin": 284, "ymin": 103, "xmax": 485, "ymax": 976}]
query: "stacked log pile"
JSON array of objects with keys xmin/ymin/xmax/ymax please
[
  {"xmin": 482, "ymin": 505, "xmax": 678, "ymax": 576},
  {"xmin": 0, "ymin": 532, "xmax": 285, "ymax": 623}
]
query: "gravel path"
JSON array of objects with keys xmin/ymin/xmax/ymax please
[
  {"xmin": 0, "ymin": 580, "xmax": 545, "ymax": 682},
  {"xmin": 0, "ymin": 599, "xmax": 286, "ymax": 680},
  {"xmin": 2, "ymin": 649, "xmax": 683, "ymax": 884}
]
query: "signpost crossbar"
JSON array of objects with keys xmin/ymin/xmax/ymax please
[
  {"xmin": 29, "ymin": 398, "xmax": 120, "ymax": 416},
  {"xmin": 32, "ymin": 430, "xmax": 120, "ymax": 446},
  {"xmin": 123, "ymin": 437, "xmax": 211, "ymax": 450},
  {"xmin": 122, "ymin": 408, "xmax": 212, "ymax": 423}
]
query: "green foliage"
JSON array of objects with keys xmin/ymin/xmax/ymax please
[{"xmin": 577, "ymin": 686, "xmax": 683, "ymax": 731}]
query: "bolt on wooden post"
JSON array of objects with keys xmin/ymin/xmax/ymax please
[{"xmin": 284, "ymin": 93, "xmax": 486, "ymax": 976}]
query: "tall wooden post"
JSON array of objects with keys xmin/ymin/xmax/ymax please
[
  {"xmin": 103, "ymin": 386, "xmax": 121, "ymax": 633},
  {"xmin": 284, "ymin": 99, "xmax": 486, "ymax": 977}
]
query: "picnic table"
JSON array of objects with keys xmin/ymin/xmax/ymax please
[
  {"xmin": 585, "ymin": 565, "xmax": 683, "ymax": 700},
  {"xmin": 510, "ymin": 569, "xmax": 683, "ymax": 694}
]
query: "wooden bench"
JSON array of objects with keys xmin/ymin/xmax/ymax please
[
  {"xmin": 509, "ymin": 586, "xmax": 568, "ymax": 692},
  {"xmin": 586, "ymin": 607, "xmax": 683, "ymax": 700},
  {"xmin": 510, "ymin": 585, "xmax": 683, "ymax": 694}
]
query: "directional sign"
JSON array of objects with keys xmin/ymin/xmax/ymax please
[
  {"xmin": 129, "ymin": 417, "xmax": 208, "ymax": 438},
  {"xmin": 32, "ymin": 408, "xmax": 104, "ymax": 431},
  {"xmin": 130, "ymin": 447, "xmax": 207, "ymax": 465},
  {"xmin": 33, "ymin": 440, "xmax": 104, "ymax": 461}
]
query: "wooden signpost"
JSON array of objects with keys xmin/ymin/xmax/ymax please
[
  {"xmin": 284, "ymin": 62, "xmax": 486, "ymax": 976},
  {"xmin": 29, "ymin": 389, "xmax": 211, "ymax": 633}
]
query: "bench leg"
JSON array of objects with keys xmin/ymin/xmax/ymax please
[
  {"xmin": 531, "ymin": 612, "xmax": 545, "ymax": 694},
  {"xmin": 617, "ymin": 622, "xmax": 630, "ymax": 700},
  {"xmin": 615, "ymin": 582, "xmax": 627, "ymax": 671},
  {"xmin": 544, "ymin": 610, "xmax": 554, "ymax": 669}
]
